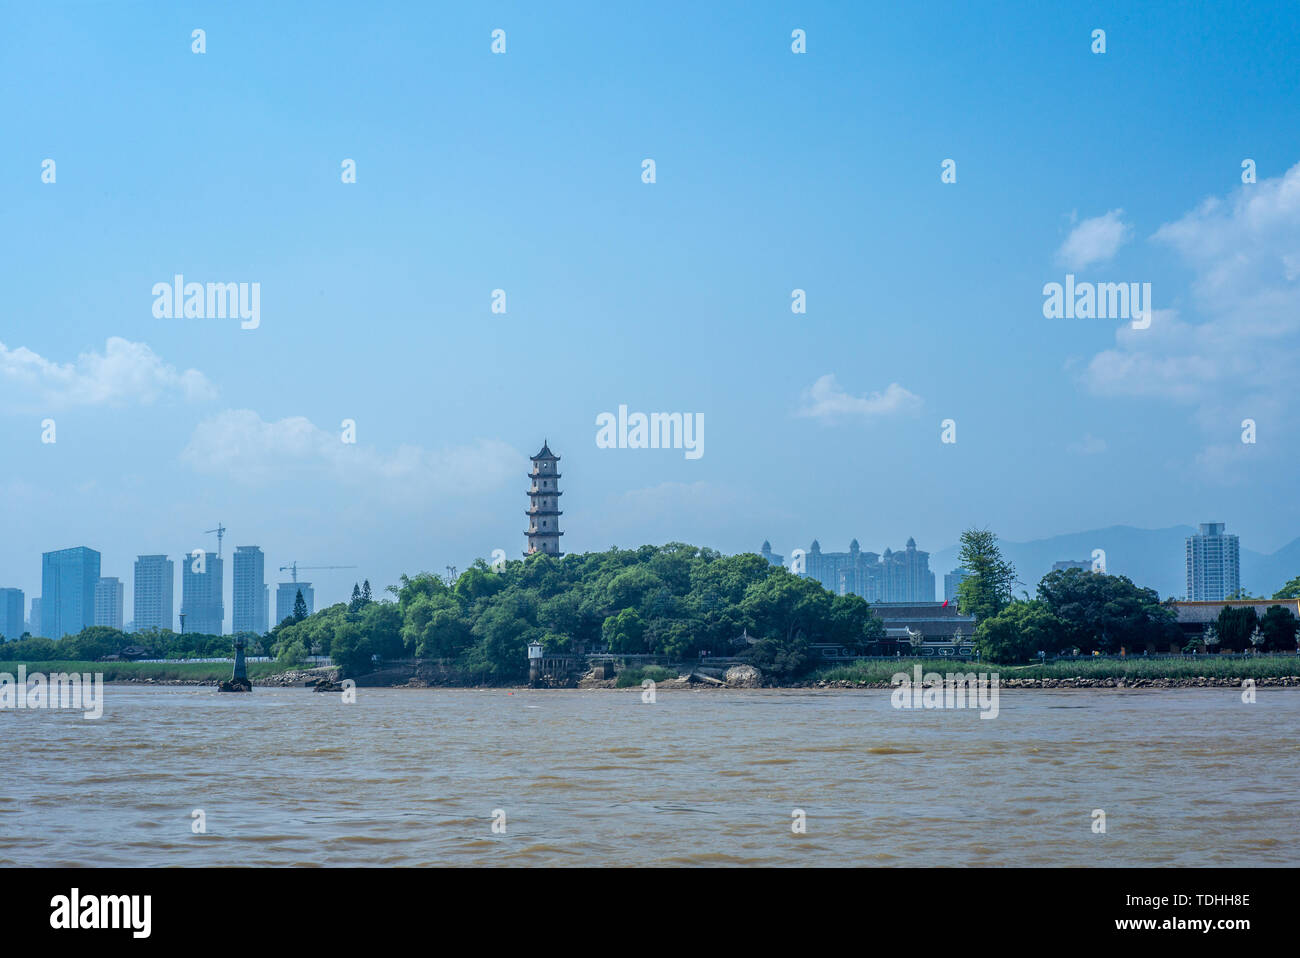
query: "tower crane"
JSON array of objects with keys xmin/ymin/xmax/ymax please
[
  {"xmin": 279, "ymin": 561, "xmax": 357, "ymax": 583},
  {"xmin": 204, "ymin": 522, "xmax": 227, "ymax": 558}
]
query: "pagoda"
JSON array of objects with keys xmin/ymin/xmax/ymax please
[{"xmin": 525, "ymin": 440, "xmax": 563, "ymax": 557}]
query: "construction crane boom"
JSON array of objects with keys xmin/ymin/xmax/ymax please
[
  {"xmin": 204, "ymin": 522, "xmax": 227, "ymax": 557},
  {"xmin": 278, "ymin": 561, "xmax": 357, "ymax": 583}
]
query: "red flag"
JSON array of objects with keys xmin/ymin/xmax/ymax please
[{"xmin": 941, "ymin": 599, "xmax": 949, "ymax": 608}]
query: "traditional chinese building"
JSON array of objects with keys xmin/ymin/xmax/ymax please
[{"xmin": 525, "ymin": 441, "xmax": 564, "ymax": 557}]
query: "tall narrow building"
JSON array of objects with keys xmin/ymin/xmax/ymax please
[
  {"xmin": 133, "ymin": 555, "xmax": 174, "ymax": 633},
  {"xmin": 0, "ymin": 588, "xmax": 24, "ymax": 641},
  {"xmin": 41, "ymin": 546, "xmax": 101, "ymax": 638},
  {"xmin": 94, "ymin": 577, "xmax": 125, "ymax": 630},
  {"xmin": 881, "ymin": 538, "xmax": 936, "ymax": 603},
  {"xmin": 525, "ymin": 441, "xmax": 563, "ymax": 557},
  {"xmin": 232, "ymin": 546, "xmax": 266, "ymax": 634},
  {"xmin": 944, "ymin": 568, "xmax": 969, "ymax": 603},
  {"xmin": 181, "ymin": 552, "xmax": 224, "ymax": 635},
  {"xmin": 1186, "ymin": 522, "xmax": 1241, "ymax": 600}
]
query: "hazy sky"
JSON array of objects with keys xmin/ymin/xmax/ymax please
[{"xmin": 4, "ymin": 2, "xmax": 1300, "ymax": 626}]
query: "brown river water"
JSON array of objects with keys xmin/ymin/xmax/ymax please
[{"xmin": 2, "ymin": 685, "xmax": 1297, "ymax": 866}]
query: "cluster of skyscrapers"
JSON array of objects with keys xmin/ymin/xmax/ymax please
[
  {"xmin": 0, "ymin": 545, "xmax": 317, "ymax": 640},
  {"xmin": 761, "ymin": 538, "xmax": 940, "ymax": 602},
  {"xmin": 754, "ymin": 520, "xmax": 1249, "ymax": 605}
]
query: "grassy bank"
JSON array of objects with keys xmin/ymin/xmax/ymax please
[
  {"xmin": 811, "ymin": 656, "xmax": 1300, "ymax": 684},
  {"xmin": 1, "ymin": 661, "xmax": 286, "ymax": 682},
  {"xmin": 614, "ymin": 665, "xmax": 679, "ymax": 688}
]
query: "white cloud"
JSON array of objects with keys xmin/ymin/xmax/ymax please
[
  {"xmin": 1081, "ymin": 163, "xmax": 1300, "ymax": 430},
  {"xmin": 1057, "ymin": 209, "xmax": 1131, "ymax": 269},
  {"xmin": 1081, "ymin": 308, "xmax": 1229, "ymax": 402},
  {"xmin": 0, "ymin": 337, "xmax": 216, "ymax": 407},
  {"xmin": 796, "ymin": 374, "xmax": 921, "ymax": 420},
  {"xmin": 179, "ymin": 409, "xmax": 520, "ymax": 497}
]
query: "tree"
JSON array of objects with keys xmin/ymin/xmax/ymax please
[
  {"xmin": 330, "ymin": 620, "xmax": 373, "ymax": 675},
  {"xmin": 360, "ymin": 601, "xmax": 404, "ymax": 659},
  {"xmin": 1037, "ymin": 568, "xmax": 1179, "ymax": 654},
  {"xmin": 1259, "ymin": 604, "xmax": 1299, "ymax": 652},
  {"xmin": 956, "ymin": 528, "xmax": 1016, "ymax": 622},
  {"xmin": 361, "ymin": 580, "xmax": 373, "ymax": 605},
  {"xmin": 1273, "ymin": 576, "xmax": 1300, "ymax": 600},
  {"xmin": 602, "ymin": 608, "xmax": 647, "ymax": 653},
  {"xmin": 740, "ymin": 635, "xmax": 811, "ymax": 677},
  {"xmin": 1203, "ymin": 625, "xmax": 1220, "ymax": 653},
  {"xmin": 349, "ymin": 583, "xmax": 362, "ymax": 612},
  {"xmin": 974, "ymin": 600, "xmax": 1064, "ymax": 663},
  {"xmin": 1214, "ymin": 606, "xmax": 1258, "ymax": 652},
  {"xmin": 740, "ymin": 571, "xmax": 833, "ymax": 647},
  {"xmin": 292, "ymin": 589, "xmax": 308, "ymax": 622}
]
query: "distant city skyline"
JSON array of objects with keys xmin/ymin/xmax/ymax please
[
  {"xmin": 4, "ymin": 3, "xmax": 1299, "ymax": 640},
  {"xmin": 2, "ymin": 514, "xmax": 1295, "ymax": 639}
]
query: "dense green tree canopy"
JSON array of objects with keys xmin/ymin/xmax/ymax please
[
  {"xmin": 268, "ymin": 544, "xmax": 889, "ymax": 680},
  {"xmin": 1036, "ymin": 568, "xmax": 1180, "ymax": 654},
  {"xmin": 1259, "ymin": 605, "xmax": 1300, "ymax": 651},
  {"xmin": 974, "ymin": 599, "xmax": 1065, "ymax": 663}
]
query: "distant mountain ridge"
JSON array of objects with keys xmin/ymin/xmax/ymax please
[{"xmin": 928, "ymin": 526, "xmax": 1300, "ymax": 602}]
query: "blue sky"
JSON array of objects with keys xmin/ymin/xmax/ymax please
[{"xmin": 4, "ymin": 1, "xmax": 1300, "ymax": 626}]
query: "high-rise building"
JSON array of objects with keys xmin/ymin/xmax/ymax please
[
  {"xmin": 526, "ymin": 441, "xmax": 564, "ymax": 557},
  {"xmin": 791, "ymin": 538, "xmax": 934, "ymax": 602},
  {"xmin": 0, "ymin": 588, "xmax": 25, "ymax": 640},
  {"xmin": 181, "ymin": 552, "xmax": 223, "ymax": 635},
  {"xmin": 944, "ymin": 568, "xmax": 969, "ymax": 602},
  {"xmin": 94, "ymin": 577, "xmax": 125, "ymax": 630},
  {"xmin": 41, "ymin": 546, "xmax": 101, "ymax": 638},
  {"xmin": 275, "ymin": 581, "xmax": 314, "ymax": 624},
  {"xmin": 1186, "ymin": 522, "xmax": 1241, "ymax": 600},
  {"xmin": 1052, "ymin": 560, "xmax": 1091, "ymax": 572},
  {"xmin": 804, "ymin": 540, "xmax": 881, "ymax": 598},
  {"xmin": 29, "ymin": 598, "xmax": 41, "ymax": 637},
  {"xmin": 232, "ymin": 546, "xmax": 266, "ymax": 635},
  {"xmin": 133, "ymin": 555, "xmax": 174, "ymax": 633},
  {"xmin": 263, "ymin": 584, "xmax": 270, "ymax": 633},
  {"xmin": 759, "ymin": 540, "xmax": 784, "ymax": 567},
  {"xmin": 881, "ymin": 538, "xmax": 936, "ymax": 603}
]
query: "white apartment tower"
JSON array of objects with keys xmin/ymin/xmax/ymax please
[{"xmin": 1185, "ymin": 522, "xmax": 1241, "ymax": 600}]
